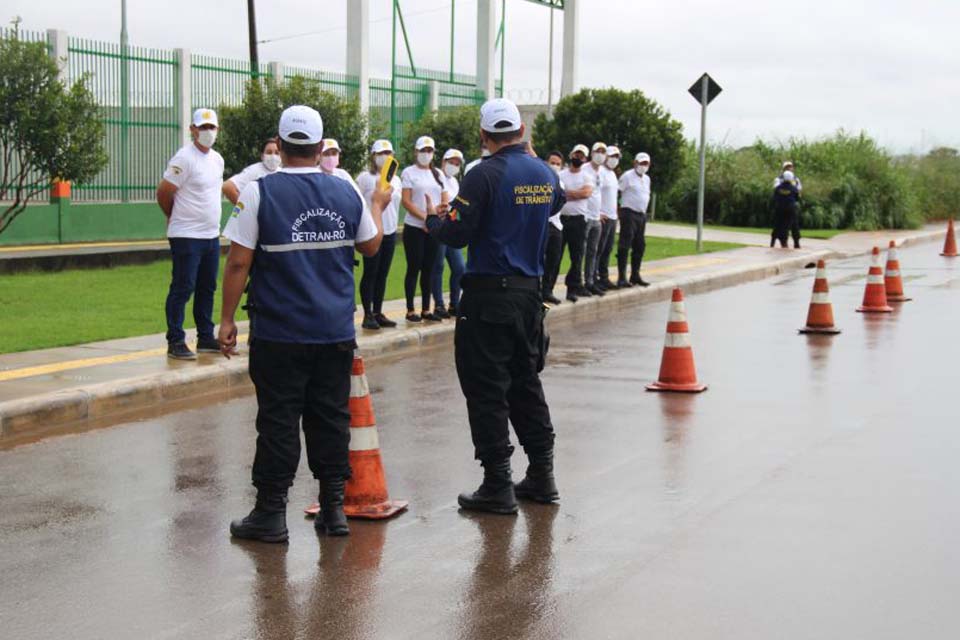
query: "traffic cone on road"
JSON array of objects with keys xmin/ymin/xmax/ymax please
[
  {"xmin": 941, "ymin": 219, "xmax": 958, "ymax": 257},
  {"xmin": 884, "ymin": 241, "xmax": 912, "ymax": 302},
  {"xmin": 305, "ymin": 355, "xmax": 408, "ymax": 520},
  {"xmin": 856, "ymin": 247, "xmax": 893, "ymax": 313},
  {"xmin": 646, "ymin": 287, "xmax": 707, "ymax": 393},
  {"xmin": 799, "ymin": 259, "xmax": 841, "ymax": 334}
]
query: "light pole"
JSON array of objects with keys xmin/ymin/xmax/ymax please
[{"xmin": 247, "ymin": 0, "xmax": 259, "ymax": 75}]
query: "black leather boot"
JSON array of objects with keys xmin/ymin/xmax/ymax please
[
  {"xmin": 315, "ymin": 477, "xmax": 350, "ymax": 536},
  {"xmin": 458, "ymin": 459, "xmax": 519, "ymax": 515},
  {"xmin": 515, "ymin": 450, "xmax": 560, "ymax": 504},
  {"xmin": 230, "ymin": 493, "xmax": 288, "ymax": 543},
  {"xmin": 617, "ymin": 255, "xmax": 631, "ymax": 288}
]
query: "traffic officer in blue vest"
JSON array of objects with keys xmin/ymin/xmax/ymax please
[
  {"xmin": 219, "ymin": 105, "xmax": 390, "ymax": 542},
  {"xmin": 425, "ymin": 98, "xmax": 566, "ymax": 514}
]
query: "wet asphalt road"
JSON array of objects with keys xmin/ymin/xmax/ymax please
[{"xmin": 2, "ymin": 243, "xmax": 959, "ymax": 639}]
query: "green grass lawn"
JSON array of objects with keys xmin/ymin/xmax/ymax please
[
  {"xmin": 652, "ymin": 220, "xmax": 844, "ymax": 239},
  {"xmin": 0, "ymin": 236, "xmax": 742, "ymax": 354}
]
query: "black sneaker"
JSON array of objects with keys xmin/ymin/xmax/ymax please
[
  {"xmin": 196, "ymin": 337, "xmax": 220, "ymax": 353},
  {"xmin": 361, "ymin": 315, "xmax": 381, "ymax": 330},
  {"xmin": 405, "ymin": 312, "xmax": 422, "ymax": 323},
  {"xmin": 617, "ymin": 279, "xmax": 632, "ymax": 288},
  {"xmin": 435, "ymin": 306, "xmax": 451, "ymax": 319},
  {"xmin": 578, "ymin": 286, "xmax": 593, "ymax": 298},
  {"xmin": 605, "ymin": 280, "xmax": 620, "ymax": 290},
  {"xmin": 565, "ymin": 291, "xmax": 579, "ymax": 303},
  {"xmin": 422, "ymin": 311, "xmax": 443, "ymax": 322},
  {"xmin": 587, "ymin": 285, "xmax": 606, "ymax": 297},
  {"xmin": 374, "ymin": 313, "xmax": 397, "ymax": 328},
  {"xmin": 543, "ymin": 293, "xmax": 562, "ymax": 305},
  {"xmin": 167, "ymin": 342, "xmax": 197, "ymax": 360}
]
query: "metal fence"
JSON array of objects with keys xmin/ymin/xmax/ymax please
[{"xmin": 3, "ymin": 30, "xmax": 489, "ymax": 203}]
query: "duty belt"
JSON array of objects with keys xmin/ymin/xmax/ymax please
[{"xmin": 461, "ymin": 275, "xmax": 540, "ymax": 291}]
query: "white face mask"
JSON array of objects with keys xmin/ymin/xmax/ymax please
[
  {"xmin": 261, "ymin": 154, "xmax": 281, "ymax": 171},
  {"xmin": 197, "ymin": 129, "xmax": 217, "ymax": 148},
  {"xmin": 374, "ymin": 154, "xmax": 389, "ymax": 169},
  {"xmin": 605, "ymin": 157, "xmax": 620, "ymax": 170},
  {"xmin": 444, "ymin": 163, "xmax": 460, "ymax": 177},
  {"xmin": 549, "ymin": 164, "xmax": 562, "ymax": 175},
  {"xmin": 417, "ymin": 152, "xmax": 434, "ymax": 167},
  {"xmin": 592, "ymin": 152, "xmax": 606, "ymax": 166},
  {"xmin": 636, "ymin": 164, "xmax": 648, "ymax": 176}
]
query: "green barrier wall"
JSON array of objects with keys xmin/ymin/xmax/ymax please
[{"xmin": 0, "ymin": 200, "xmax": 234, "ymax": 246}]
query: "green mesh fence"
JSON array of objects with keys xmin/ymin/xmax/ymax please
[{"xmin": 191, "ymin": 54, "xmax": 271, "ymax": 111}]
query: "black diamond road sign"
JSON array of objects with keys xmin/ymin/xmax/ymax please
[{"xmin": 688, "ymin": 73, "xmax": 722, "ymax": 106}]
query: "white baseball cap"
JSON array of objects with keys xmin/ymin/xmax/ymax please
[
  {"xmin": 782, "ymin": 160, "xmax": 794, "ymax": 169},
  {"xmin": 591, "ymin": 141, "xmax": 608, "ymax": 153},
  {"xmin": 480, "ymin": 98, "xmax": 522, "ymax": 133},
  {"xmin": 321, "ymin": 138, "xmax": 341, "ymax": 153},
  {"xmin": 570, "ymin": 144, "xmax": 590, "ymax": 157},
  {"xmin": 635, "ymin": 152, "xmax": 651, "ymax": 164},
  {"xmin": 371, "ymin": 139, "xmax": 394, "ymax": 154},
  {"xmin": 278, "ymin": 105, "xmax": 323, "ymax": 145},
  {"xmin": 443, "ymin": 148, "xmax": 464, "ymax": 161},
  {"xmin": 415, "ymin": 135, "xmax": 436, "ymax": 150},
  {"xmin": 782, "ymin": 170, "xmax": 795, "ymax": 181},
  {"xmin": 607, "ymin": 145, "xmax": 621, "ymax": 156},
  {"xmin": 192, "ymin": 108, "xmax": 218, "ymax": 127}
]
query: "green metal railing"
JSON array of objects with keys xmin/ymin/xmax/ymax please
[
  {"xmin": 283, "ymin": 66, "xmax": 360, "ymax": 102},
  {"xmin": 191, "ymin": 54, "xmax": 271, "ymax": 111},
  {"xmin": 68, "ymin": 37, "xmax": 178, "ymax": 202}
]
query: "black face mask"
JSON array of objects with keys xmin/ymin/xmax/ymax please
[{"xmin": 570, "ymin": 157, "xmax": 584, "ymax": 168}]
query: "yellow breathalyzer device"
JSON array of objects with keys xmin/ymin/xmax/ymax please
[{"xmin": 378, "ymin": 156, "xmax": 399, "ymax": 192}]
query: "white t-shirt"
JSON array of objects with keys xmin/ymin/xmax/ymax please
[
  {"xmin": 774, "ymin": 175, "xmax": 803, "ymax": 191},
  {"xmin": 558, "ymin": 168, "xmax": 592, "ymax": 218},
  {"xmin": 584, "ymin": 164, "xmax": 603, "ymax": 221},
  {"xmin": 356, "ymin": 170, "xmax": 402, "ymax": 236},
  {"xmin": 162, "ymin": 143, "xmax": 224, "ymax": 239},
  {"xmin": 599, "ymin": 166, "xmax": 619, "ymax": 219},
  {"xmin": 443, "ymin": 174, "xmax": 460, "ymax": 201},
  {"xmin": 222, "ymin": 167, "xmax": 377, "ymax": 250},
  {"xmin": 619, "ymin": 170, "xmax": 651, "ymax": 214},
  {"xmin": 227, "ymin": 161, "xmax": 275, "ymax": 197},
  {"xmin": 400, "ymin": 165, "xmax": 447, "ymax": 230}
]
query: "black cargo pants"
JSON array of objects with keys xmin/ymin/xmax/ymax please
[{"xmin": 454, "ymin": 284, "xmax": 555, "ymax": 464}]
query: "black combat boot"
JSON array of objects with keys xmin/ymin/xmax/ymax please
[
  {"xmin": 315, "ymin": 477, "xmax": 350, "ymax": 536},
  {"xmin": 617, "ymin": 255, "xmax": 631, "ymax": 288},
  {"xmin": 515, "ymin": 450, "xmax": 559, "ymax": 504},
  {"xmin": 230, "ymin": 493, "xmax": 288, "ymax": 543},
  {"xmin": 458, "ymin": 459, "xmax": 519, "ymax": 515}
]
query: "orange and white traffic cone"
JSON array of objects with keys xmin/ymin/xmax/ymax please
[
  {"xmin": 799, "ymin": 259, "xmax": 841, "ymax": 334},
  {"xmin": 884, "ymin": 240, "xmax": 912, "ymax": 302},
  {"xmin": 646, "ymin": 287, "xmax": 707, "ymax": 393},
  {"xmin": 856, "ymin": 247, "xmax": 893, "ymax": 313},
  {"xmin": 941, "ymin": 219, "xmax": 958, "ymax": 257},
  {"xmin": 305, "ymin": 355, "xmax": 408, "ymax": 520}
]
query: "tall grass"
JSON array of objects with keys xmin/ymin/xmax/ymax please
[{"xmin": 660, "ymin": 132, "xmax": 958, "ymax": 230}]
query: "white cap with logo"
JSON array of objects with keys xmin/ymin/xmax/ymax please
[
  {"xmin": 321, "ymin": 138, "xmax": 341, "ymax": 153},
  {"xmin": 635, "ymin": 152, "xmax": 651, "ymax": 164},
  {"xmin": 443, "ymin": 148, "xmax": 464, "ymax": 161},
  {"xmin": 192, "ymin": 108, "xmax": 218, "ymax": 127},
  {"xmin": 371, "ymin": 139, "xmax": 394, "ymax": 154},
  {"xmin": 480, "ymin": 98, "xmax": 522, "ymax": 133},
  {"xmin": 415, "ymin": 135, "xmax": 436, "ymax": 150},
  {"xmin": 606, "ymin": 145, "xmax": 621, "ymax": 156},
  {"xmin": 570, "ymin": 144, "xmax": 590, "ymax": 157},
  {"xmin": 279, "ymin": 105, "xmax": 323, "ymax": 145},
  {"xmin": 591, "ymin": 141, "xmax": 607, "ymax": 153}
]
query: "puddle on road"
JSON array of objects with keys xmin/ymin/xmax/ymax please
[{"xmin": 548, "ymin": 347, "xmax": 606, "ymax": 368}]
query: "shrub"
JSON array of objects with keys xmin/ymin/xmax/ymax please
[{"xmin": 398, "ymin": 106, "xmax": 481, "ymax": 168}]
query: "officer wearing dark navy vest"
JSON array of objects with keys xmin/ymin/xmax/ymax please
[
  {"xmin": 425, "ymin": 98, "xmax": 566, "ymax": 514},
  {"xmin": 219, "ymin": 105, "xmax": 390, "ymax": 542}
]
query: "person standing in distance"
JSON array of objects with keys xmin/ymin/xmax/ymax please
[
  {"xmin": 773, "ymin": 161, "xmax": 803, "ymax": 249},
  {"xmin": 425, "ymin": 98, "xmax": 566, "ymax": 514},
  {"xmin": 222, "ymin": 138, "xmax": 281, "ymax": 205},
  {"xmin": 541, "ymin": 151, "xmax": 566, "ymax": 305},
  {"xmin": 156, "ymin": 108, "xmax": 224, "ymax": 360},
  {"xmin": 220, "ymin": 105, "xmax": 390, "ymax": 542},
  {"xmin": 357, "ymin": 139, "xmax": 402, "ymax": 330},
  {"xmin": 617, "ymin": 152, "xmax": 653, "ymax": 287},
  {"xmin": 771, "ymin": 170, "xmax": 801, "ymax": 249},
  {"xmin": 558, "ymin": 144, "xmax": 594, "ymax": 302},
  {"xmin": 582, "ymin": 142, "xmax": 607, "ymax": 297},
  {"xmin": 596, "ymin": 145, "xmax": 621, "ymax": 289}
]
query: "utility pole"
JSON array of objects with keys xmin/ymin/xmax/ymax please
[
  {"xmin": 247, "ymin": 0, "xmax": 259, "ymax": 74},
  {"xmin": 120, "ymin": 0, "xmax": 130, "ymax": 202}
]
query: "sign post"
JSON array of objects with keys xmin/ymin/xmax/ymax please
[{"xmin": 688, "ymin": 73, "xmax": 722, "ymax": 252}]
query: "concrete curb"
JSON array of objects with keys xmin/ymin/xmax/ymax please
[{"xmin": 0, "ymin": 229, "xmax": 944, "ymax": 444}]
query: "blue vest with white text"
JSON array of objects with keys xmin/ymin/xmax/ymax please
[{"xmin": 248, "ymin": 171, "xmax": 363, "ymax": 343}]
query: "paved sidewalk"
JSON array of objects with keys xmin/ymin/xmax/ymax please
[{"xmin": 0, "ymin": 224, "xmax": 945, "ymax": 443}]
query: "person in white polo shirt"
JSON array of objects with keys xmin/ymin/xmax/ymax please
[
  {"xmin": 596, "ymin": 145, "xmax": 621, "ymax": 289},
  {"xmin": 222, "ymin": 137, "xmax": 281, "ymax": 205},
  {"xmin": 558, "ymin": 144, "xmax": 594, "ymax": 302},
  {"xmin": 581, "ymin": 142, "xmax": 607, "ymax": 297},
  {"xmin": 156, "ymin": 107, "xmax": 225, "ymax": 360},
  {"xmin": 617, "ymin": 152, "xmax": 653, "ymax": 287},
  {"xmin": 356, "ymin": 139, "xmax": 402, "ymax": 330}
]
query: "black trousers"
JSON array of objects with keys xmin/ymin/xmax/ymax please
[
  {"xmin": 248, "ymin": 339, "xmax": 354, "ymax": 496},
  {"xmin": 542, "ymin": 225, "xmax": 564, "ymax": 296},
  {"xmin": 454, "ymin": 287, "xmax": 554, "ymax": 463},
  {"xmin": 617, "ymin": 208, "xmax": 647, "ymax": 278},
  {"xmin": 560, "ymin": 215, "xmax": 587, "ymax": 289},
  {"xmin": 360, "ymin": 232, "xmax": 396, "ymax": 315},
  {"xmin": 771, "ymin": 204, "xmax": 799, "ymax": 248},
  {"xmin": 597, "ymin": 217, "xmax": 617, "ymax": 282},
  {"xmin": 403, "ymin": 225, "xmax": 439, "ymax": 312}
]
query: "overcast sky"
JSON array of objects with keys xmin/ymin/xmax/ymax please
[{"xmin": 10, "ymin": 0, "xmax": 959, "ymax": 152}]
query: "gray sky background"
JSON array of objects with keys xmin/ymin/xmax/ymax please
[{"xmin": 11, "ymin": 0, "xmax": 959, "ymax": 152}]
